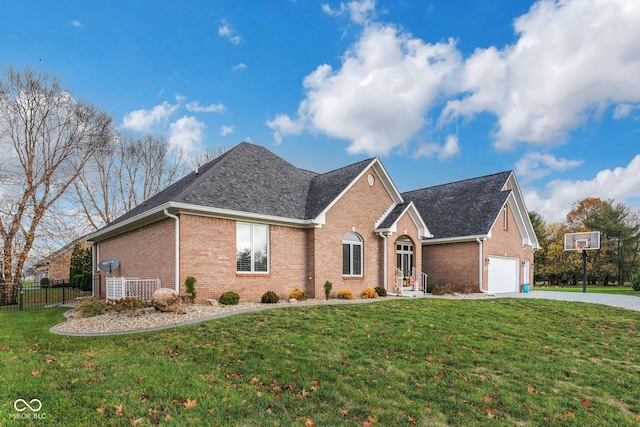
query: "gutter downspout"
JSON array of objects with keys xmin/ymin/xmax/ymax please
[
  {"xmin": 92, "ymin": 243, "xmax": 98, "ymax": 297},
  {"xmin": 376, "ymin": 232, "xmax": 388, "ymax": 291},
  {"xmin": 477, "ymin": 237, "xmax": 487, "ymax": 293},
  {"xmin": 164, "ymin": 209, "xmax": 180, "ymax": 293}
]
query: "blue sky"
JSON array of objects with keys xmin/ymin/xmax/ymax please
[{"xmin": 2, "ymin": 0, "xmax": 639, "ymax": 223}]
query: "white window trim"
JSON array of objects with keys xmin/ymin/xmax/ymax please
[
  {"xmin": 503, "ymin": 206, "xmax": 508, "ymax": 230},
  {"xmin": 236, "ymin": 222, "xmax": 270, "ymax": 274},
  {"xmin": 343, "ymin": 233, "xmax": 363, "ymax": 277}
]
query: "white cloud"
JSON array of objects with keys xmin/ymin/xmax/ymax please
[
  {"xmin": 413, "ymin": 134, "xmax": 460, "ymax": 160},
  {"xmin": 613, "ymin": 103, "xmax": 640, "ymax": 120},
  {"xmin": 218, "ymin": 20, "xmax": 241, "ymax": 45},
  {"xmin": 70, "ymin": 20, "xmax": 84, "ymax": 28},
  {"xmin": 232, "ymin": 63, "xmax": 247, "ymax": 72},
  {"xmin": 442, "ymin": 0, "xmax": 640, "ymax": 150},
  {"xmin": 220, "ymin": 125, "xmax": 234, "ymax": 136},
  {"xmin": 169, "ymin": 116, "xmax": 206, "ymax": 155},
  {"xmin": 524, "ymin": 155, "xmax": 640, "ymax": 223},
  {"xmin": 122, "ymin": 101, "xmax": 179, "ymax": 132},
  {"xmin": 186, "ymin": 101, "xmax": 225, "ymax": 113},
  {"xmin": 269, "ymin": 24, "xmax": 460, "ymax": 155},
  {"xmin": 515, "ymin": 152, "xmax": 584, "ymax": 182},
  {"xmin": 322, "ymin": 0, "xmax": 377, "ymax": 24},
  {"xmin": 266, "ymin": 114, "xmax": 304, "ymax": 144}
]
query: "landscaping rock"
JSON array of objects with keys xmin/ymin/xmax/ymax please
[
  {"xmin": 151, "ymin": 288, "xmax": 183, "ymax": 313},
  {"xmin": 205, "ymin": 299, "xmax": 218, "ymax": 306},
  {"xmin": 289, "ymin": 298, "xmax": 298, "ymax": 303}
]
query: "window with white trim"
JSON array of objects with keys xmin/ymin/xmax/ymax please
[
  {"xmin": 342, "ymin": 232, "xmax": 363, "ymax": 276},
  {"xmin": 236, "ymin": 223, "xmax": 269, "ymax": 273},
  {"xmin": 503, "ymin": 205, "xmax": 508, "ymax": 230}
]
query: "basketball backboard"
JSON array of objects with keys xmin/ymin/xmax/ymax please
[{"xmin": 564, "ymin": 231, "xmax": 600, "ymax": 251}]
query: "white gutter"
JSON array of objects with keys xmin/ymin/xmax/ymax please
[
  {"xmin": 92, "ymin": 243, "xmax": 99, "ymax": 297},
  {"xmin": 477, "ymin": 237, "xmax": 487, "ymax": 293},
  {"xmin": 164, "ymin": 209, "xmax": 180, "ymax": 293},
  {"xmin": 422, "ymin": 234, "xmax": 488, "ymax": 245},
  {"xmin": 376, "ymin": 232, "xmax": 388, "ymax": 290}
]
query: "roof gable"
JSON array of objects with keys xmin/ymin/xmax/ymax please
[
  {"xmin": 305, "ymin": 158, "xmax": 374, "ymax": 220},
  {"xmin": 375, "ymin": 202, "xmax": 432, "ymax": 238},
  {"xmin": 403, "ymin": 171, "xmax": 512, "ymax": 240}
]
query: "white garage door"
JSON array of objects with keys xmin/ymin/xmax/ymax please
[{"xmin": 488, "ymin": 256, "xmax": 519, "ymax": 293}]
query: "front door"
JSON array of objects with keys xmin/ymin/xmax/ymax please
[{"xmin": 396, "ymin": 239, "xmax": 414, "ymax": 288}]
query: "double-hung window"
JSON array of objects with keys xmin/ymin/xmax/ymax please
[
  {"xmin": 342, "ymin": 232, "xmax": 363, "ymax": 276},
  {"xmin": 236, "ymin": 223, "xmax": 269, "ymax": 273}
]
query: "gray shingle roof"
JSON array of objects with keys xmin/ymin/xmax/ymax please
[
  {"xmin": 402, "ymin": 171, "xmax": 512, "ymax": 239},
  {"xmin": 305, "ymin": 158, "xmax": 373, "ymax": 219},
  {"xmin": 106, "ymin": 142, "xmax": 373, "ymax": 228},
  {"xmin": 376, "ymin": 202, "xmax": 411, "ymax": 230}
]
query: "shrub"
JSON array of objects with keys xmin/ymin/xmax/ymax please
[
  {"xmin": 431, "ymin": 283, "xmax": 473, "ymax": 295},
  {"xmin": 261, "ymin": 291, "xmax": 280, "ymax": 304},
  {"xmin": 40, "ymin": 277, "xmax": 50, "ymax": 288},
  {"xmin": 360, "ymin": 287, "xmax": 378, "ymax": 299},
  {"xmin": 108, "ymin": 297, "xmax": 147, "ymax": 312},
  {"xmin": 337, "ymin": 289, "xmax": 354, "ymax": 300},
  {"xmin": 632, "ymin": 272, "xmax": 640, "ymax": 292},
  {"xmin": 374, "ymin": 287, "xmax": 387, "ymax": 297},
  {"xmin": 75, "ymin": 298, "xmax": 106, "ymax": 318},
  {"xmin": 219, "ymin": 291, "xmax": 240, "ymax": 305},
  {"xmin": 185, "ymin": 276, "xmax": 197, "ymax": 303},
  {"xmin": 324, "ymin": 281, "xmax": 333, "ymax": 300},
  {"xmin": 289, "ymin": 288, "xmax": 307, "ymax": 301}
]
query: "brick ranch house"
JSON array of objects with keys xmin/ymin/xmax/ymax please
[{"xmin": 87, "ymin": 142, "xmax": 539, "ymax": 302}]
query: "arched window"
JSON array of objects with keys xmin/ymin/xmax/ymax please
[{"xmin": 342, "ymin": 232, "xmax": 363, "ymax": 276}]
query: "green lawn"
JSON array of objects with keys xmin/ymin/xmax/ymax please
[
  {"xmin": 1, "ymin": 298, "xmax": 639, "ymax": 426},
  {"xmin": 536, "ymin": 285, "xmax": 639, "ymax": 296}
]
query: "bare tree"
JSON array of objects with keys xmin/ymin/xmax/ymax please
[
  {"xmin": 72, "ymin": 132, "xmax": 188, "ymax": 229},
  {"xmin": 0, "ymin": 66, "xmax": 112, "ymax": 302},
  {"xmin": 192, "ymin": 145, "xmax": 229, "ymax": 170}
]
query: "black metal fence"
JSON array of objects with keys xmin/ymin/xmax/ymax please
[{"xmin": 0, "ymin": 282, "xmax": 93, "ymax": 311}]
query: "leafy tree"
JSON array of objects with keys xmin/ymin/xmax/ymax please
[
  {"xmin": 69, "ymin": 242, "xmax": 92, "ymax": 290},
  {"xmin": 0, "ymin": 66, "xmax": 112, "ymax": 303},
  {"xmin": 582, "ymin": 201, "xmax": 640, "ymax": 284}
]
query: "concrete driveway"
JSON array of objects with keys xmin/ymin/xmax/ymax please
[{"xmin": 495, "ymin": 290, "xmax": 640, "ymax": 312}]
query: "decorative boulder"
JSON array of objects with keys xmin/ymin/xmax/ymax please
[
  {"xmin": 205, "ymin": 298, "xmax": 219, "ymax": 306},
  {"xmin": 151, "ymin": 288, "xmax": 183, "ymax": 313}
]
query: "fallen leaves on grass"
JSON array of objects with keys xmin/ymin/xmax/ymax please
[
  {"xmin": 183, "ymin": 397, "xmax": 197, "ymax": 409},
  {"xmin": 115, "ymin": 404, "xmax": 124, "ymax": 418}
]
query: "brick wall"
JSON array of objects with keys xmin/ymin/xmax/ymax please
[
  {"xmin": 422, "ymin": 241, "xmax": 480, "ymax": 289},
  {"xmin": 482, "ymin": 202, "xmax": 535, "ymax": 289},
  {"xmin": 310, "ymin": 167, "xmax": 424, "ymax": 298},
  {"xmin": 179, "ymin": 215, "xmax": 309, "ymax": 302},
  {"xmin": 96, "ymin": 219, "xmax": 176, "ymax": 297},
  {"xmin": 422, "ymin": 200, "xmax": 535, "ymax": 292}
]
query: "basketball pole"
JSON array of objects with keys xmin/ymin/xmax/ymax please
[{"xmin": 582, "ymin": 250, "xmax": 588, "ymax": 293}]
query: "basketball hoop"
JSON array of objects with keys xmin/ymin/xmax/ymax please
[{"xmin": 564, "ymin": 231, "xmax": 601, "ymax": 293}]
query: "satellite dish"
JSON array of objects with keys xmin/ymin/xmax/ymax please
[{"xmin": 98, "ymin": 259, "xmax": 120, "ymax": 274}]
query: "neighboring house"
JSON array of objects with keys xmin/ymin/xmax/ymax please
[
  {"xmin": 87, "ymin": 142, "xmax": 538, "ymax": 302},
  {"xmin": 35, "ymin": 239, "xmax": 89, "ymax": 284},
  {"xmin": 403, "ymin": 172, "xmax": 539, "ymax": 293}
]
